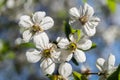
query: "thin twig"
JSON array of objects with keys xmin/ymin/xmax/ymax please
[{"xmin": 82, "ymin": 72, "xmax": 105, "ymax": 75}]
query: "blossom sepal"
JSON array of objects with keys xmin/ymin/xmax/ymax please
[
  {"xmin": 47, "ymin": 75, "xmax": 66, "ymax": 80},
  {"xmin": 107, "ymin": 65, "xmax": 120, "ymax": 80},
  {"xmin": 64, "ymin": 21, "xmax": 81, "ymax": 42},
  {"xmin": 71, "ymin": 57, "xmax": 79, "ymax": 66},
  {"xmin": 72, "ymin": 71, "xmax": 88, "ymax": 80}
]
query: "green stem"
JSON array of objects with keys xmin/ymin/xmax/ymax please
[{"xmin": 82, "ymin": 72, "xmax": 105, "ymax": 75}]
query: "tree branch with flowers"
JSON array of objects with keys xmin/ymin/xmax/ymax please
[{"xmin": 18, "ymin": 2, "xmax": 120, "ymax": 80}]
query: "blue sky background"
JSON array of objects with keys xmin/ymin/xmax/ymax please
[{"xmin": 0, "ymin": 0, "xmax": 120, "ymax": 80}]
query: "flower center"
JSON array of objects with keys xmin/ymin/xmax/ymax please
[
  {"xmin": 53, "ymin": 75, "xmax": 66, "ymax": 80},
  {"xmin": 32, "ymin": 24, "xmax": 43, "ymax": 34},
  {"xmin": 43, "ymin": 49, "xmax": 51, "ymax": 58},
  {"xmin": 103, "ymin": 70, "xmax": 109, "ymax": 78},
  {"xmin": 68, "ymin": 42, "xmax": 77, "ymax": 51},
  {"xmin": 79, "ymin": 16, "xmax": 88, "ymax": 25},
  {"xmin": 42, "ymin": 44, "xmax": 56, "ymax": 58}
]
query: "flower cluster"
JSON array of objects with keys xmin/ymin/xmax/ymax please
[
  {"xmin": 18, "ymin": 3, "xmax": 118, "ymax": 80},
  {"xmin": 96, "ymin": 54, "xmax": 117, "ymax": 80}
]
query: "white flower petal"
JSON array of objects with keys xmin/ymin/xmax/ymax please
[
  {"xmin": 79, "ymin": 6, "xmax": 83, "ymax": 17},
  {"xmin": 6, "ymin": 0, "xmax": 15, "ymax": 9},
  {"xmin": 33, "ymin": 32, "xmax": 49, "ymax": 49},
  {"xmin": 108, "ymin": 54, "xmax": 115, "ymax": 70},
  {"xmin": 69, "ymin": 34, "xmax": 76, "ymax": 42},
  {"xmin": 74, "ymin": 49, "xmax": 86, "ymax": 63},
  {"xmin": 51, "ymin": 50, "xmax": 61, "ymax": 59},
  {"xmin": 77, "ymin": 39, "xmax": 92, "ymax": 50},
  {"xmin": 69, "ymin": 19, "xmax": 82, "ymax": 29},
  {"xmin": 108, "ymin": 66, "xmax": 117, "ymax": 74},
  {"xmin": 83, "ymin": 3, "xmax": 94, "ymax": 17},
  {"xmin": 32, "ymin": 11, "xmax": 46, "ymax": 24},
  {"xmin": 26, "ymin": 48, "xmax": 41, "ymax": 63},
  {"xmin": 40, "ymin": 58, "xmax": 55, "ymax": 75},
  {"xmin": 40, "ymin": 16, "xmax": 54, "ymax": 30},
  {"xmin": 46, "ymin": 43, "xmax": 53, "ymax": 49},
  {"xmin": 103, "ymin": 61, "xmax": 109, "ymax": 72},
  {"xmin": 89, "ymin": 17, "xmax": 100, "ymax": 28},
  {"xmin": 19, "ymin": 15, "xmax": 33, "ymax": 28},
  {"xmin": 96, "ymin": 54, "xmax": 116, "ymax": 77},
  {"xmin": 59, "ymin": 50, "xmax": 73, "ymax": 62},
  {"xmin": 58, "ymin": 62, "xmax": 72, "ymax": 78},
  {"xmin": 57, "ymin": 37, "xmax": 70, "ymax": 49},
  {"xmin": 22, "ymin": 30, "xmax": 32, "ymax": 42},
  {"xmin": 96, "ymin": 58, "xmax": 105, "ymax": 72},
  {"xmin": 69, "ymin": 7, "xmax": 80, "ymax": 19},
  {"xmin": 83, "ymin": 24, "xmax": 96, "ymax": 36},
  {"xmin": 66, "ymin": 53, "xmax": 73, "ymax": 62},
  {"xmin": 15, "ymin": 37, "xmax": 23, "ymax": 45}
]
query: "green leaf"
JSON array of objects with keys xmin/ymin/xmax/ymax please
[
  {"xmin": 76, "ymin": 29, "xmax": 81, "ymax": 42},
  {"xmin": 19, "ymin": 42, "xmax": 35, "ymax": 48},
  {"xmin": 91, "ymin": 43, "xmax": 97, "ymax": 49},
  {"xmin": 6, "ymin": 51, "xmax": 15, "ymax": 59},
  {"xmin": 71, "ymin": 28, "xmax": 77, "ymax": 34},
  {"xmin": 70, "ymin": 29, "xmax": 82, "ymax": 42},
  {"xmin": 107, "ymin": 0, "xmax": 116, "ymax": 13},
  {"xmin": 0, "ymin": 55, "xmax": 4, "ymax": 61},
  {"xmin": 0, "ymin": 40, "xmax": 10, "ymax": 54},
  {"xmin": 57, "ymin": 10, "xmax": 67, "ymax": 19},
  {"xmin": 64, "ymin": 20, "xmax": 82, "ymax": 42},
  {"xmin": 107, "ymin": 65, "xmax": 120, "ymax": 80},
  {"xmin": 72, "ymin": 57, "xmax": 79, "ymax": 66},
  {"xmin": 64, "ymin": 21, "xmax": 72, "ymax": 40},
  {"xmin": 82, "ymin": 0, "xmax": 87, "ymax": 3},
  {"xmin": 0, "ymin": 0, "xmax": 6, "ymax": 8},
  {"xmin": 73, "ymin": 71, "xmax": 88, "ymax": 80},
  {"xmin": 117, "ymin": 0, "xmax": 120, "ymax": 3}
]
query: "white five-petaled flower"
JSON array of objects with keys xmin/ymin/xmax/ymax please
[
  {"xmin": 96, "ymin": 54, "xmax": 117, "ymax": 80},
  {"xmin": 69, "ymin": 3, "xmax": 100, "ymax": 36},
  {"xmin": 19, "ymin": 11, "xmax": 54, "ymax": 42},
  {"xmin": 56, "ymin": 34, "xmax": 92, "ymax": 63},
  {"xmin": 26, "ymin": 32, "xmax": 60, "ymax": 75},
  {"xmin": 58, "ymin": 62, "xmax": 72, "ymax": 80}
]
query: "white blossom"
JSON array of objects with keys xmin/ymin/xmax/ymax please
[
  {"xmin": 102, "ymin": 26, "xmax": 119, "ymax": 44},
  {"xmin": 58, "ymin": 62, "xmax": 72, "ymax": 79},
  {"xmin": 15, "ymin": 37, "xmax": 24, "ymax": 45},
  {"xmin": 6, "ymin": 0, "xmax": 15, "ymax": 9},
  {"xmin": 26, "ymin": 32, "xmax": 60, "ymax": 75},
  {"xmin": 19, "ymin": 11, "xmax": 54, "ymax": 42},
  {"xmin": 69, "ymin": 3, "xmax": 100, "ymax": 36},
  {"xmin": 56, "ymin": 34, "xmax": 92, "ymax": 63},
  {"xmin": 96, "ymin": 54, "xmax": 117, "ymax": 80}
]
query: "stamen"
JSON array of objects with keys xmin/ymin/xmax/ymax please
[
  {"xmin": 68, "ymin": 42, "xmax": 77, "ymax": 51},
  {"xmin": 43, "ymin": 49, "xmax": 51, "ymax": 58},
  {"xmin": 32, "ymin": 24, "xmax": 43, "ymax": 34},
  {"xmin": 79, "ymin": 16, "xmax": 88, "ymax": 25},
  {"xmin": 42, "ymin": 45, "xmax": 55, "ymax": 58}
]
